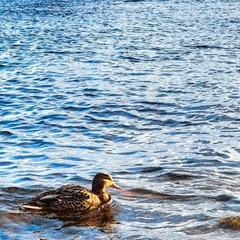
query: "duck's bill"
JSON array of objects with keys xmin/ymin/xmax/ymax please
[{"xmin": 111, "ymin": 183, "xmax": 122, "ymax": 190}]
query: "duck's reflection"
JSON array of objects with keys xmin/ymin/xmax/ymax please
[
  {"xmin": 20, "ymin": 201, "xmax": 120, "ymax": 230},
  {"xmin": 54, "ymin": 202, "xmax": 120, "ymax": 229}
]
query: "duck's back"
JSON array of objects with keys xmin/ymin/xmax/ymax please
[{"xmin": 24, "ymin": 184, "xmax": 101, "ymax": 211}]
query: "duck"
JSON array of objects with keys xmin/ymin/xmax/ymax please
[{"xmin": 20, "ymin": 172, "xmax": 122, "ymax": 212}]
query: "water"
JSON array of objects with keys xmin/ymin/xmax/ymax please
[{"xmin": 0, "ymin": 0, "xmax": 240, "ymax": 239}]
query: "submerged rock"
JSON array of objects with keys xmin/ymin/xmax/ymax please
[{"xmin": 219, "ymin": 216, "xmax": 240, "ymax": 229}]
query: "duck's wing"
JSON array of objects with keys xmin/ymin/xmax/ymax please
[{"xmin": 22, "ymin": 184, "xmax": 100, "ymax": 211}]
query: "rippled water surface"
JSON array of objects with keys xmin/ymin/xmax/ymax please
[{"xmin": 1, "ymin": 0, "xmax": 240, "ymax": 239}]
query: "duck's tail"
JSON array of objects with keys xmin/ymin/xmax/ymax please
[{"xmin": 19, "ymin": 204, "xmax": 43, "ymax": 210}]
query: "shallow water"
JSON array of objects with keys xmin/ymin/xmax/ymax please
[{"xmin": 0, "ymin": 0, "xmax": 240, "ymax": 239}]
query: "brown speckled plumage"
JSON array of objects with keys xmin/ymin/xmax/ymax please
[{"xmin": 20, "ymin": 173, "xmax": 121, "ymax": 212}]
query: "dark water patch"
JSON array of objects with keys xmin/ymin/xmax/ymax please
[
  {"xmin": 44, "ymin": 50, "xmax": 83, "ymax": 55},
  {"xmin": 1, "ymin": 187, "xmax": 33, "ymax": 195},
  {"xmin": 118, "ymin": 150, "xmax": 139, "ymax": 155},
  {"xmin": 62, "ymin": 144, "xmax": 100, "ymax": 151},
  {"xmin": 48, "ymin": 162, "xmax": 77, "ymax": 169},
  {"xmin": 184, "ymin": 103, "xmax": 221, "ymax": 112},
  {"xmin": 221, "ymin": 126, "xmax": 240, "ymax": 132},
  {"xmin": 137, "ymin": 107, "xmax": 168, "ymax": 115},
  {"xmin": 1, "ymin": 99, "xmax": 14, "ymax": 106},
  {"xmin": 16, "ymin": 87, "xmax": 45, "ymax": 94},
  {"xmin": 215, "ymin": 194, "xmax": 234, "ymax": 202},
  {"xmin": 67, "ymin": 175, "xmax": 89, "ymax": 183},
  {"xmin": 13, "ymin": 154, "xmax": 49, "ymax": 161},
  {"xmin": 10, "ymin": 123, "xmax": 46, "ymax": 132},
  {"xmin": 136, "ymin": 100, "xmax": 178, "ymax": 108},
  {"xmin": 124, "ymin": 0, "xmax": 147, "ymax": 2},
  {"xmin": 139, "ymin": 166, "xmax": 164, "ymax": 173},
  {"xmin": 196, "ymin": 148, "xmax": 230, "ymax": 159},
  {"xmin": 129, "ymin": 188, "xmax": 198, "ymax": 201},
  {"xmin": 208, "ymin": 115, "xmax": 240, "ymax": 123},
  {"xmin": 102, "ymin": 134, "xmax": 130, "ymax": 143},
  {"xmin": 2, "ymin": 0, "xmax": 78, "ymax": 17},
  {"xmin": 13, "ymin": 177, "xmax": 36, "ymax": 185},
  {"xmin": 86, "ymin": 114, "xmax": 116, "ymax": 123},
  {"xmin": 61, "ymin": 105, "xmax": 91, "ymax": 112},
  {"xmin": 126, "ymin": 165, "xmax": 163, "ymax": 174},
  {"xmin": 43, "ymin": 172, "xmax": 69, "ymax": 180},
  {"xmin": 39, "ymin": 113, "xmax": 69, "ymax": 121},
  {"xmin": 65, "ymin": 156, "xmax": 83, "ymax": 161},
  {"xmin": 14, "ymin": 187, "xmax": 58, "ymax": 196},
  {"xmin": 0, "ymin": 130, "xmax": 14, "ymax": 137},
  {"xmin": 181, "ymin": 157, "xmax": 202, "ymax": 166},
  {"xmin": 219, "ymin": 171, "xmax": 240, "ymax": 176},
  {"xmin": 184, "ymin": 44, "xmax": 224, "ymax": 49},
  {"xmin": 156, "ymin": 172, "xmax": 200, "ymax": 182},
  {"xmin": 88, "ymin": 110, "xmax": 143, "ymax": 123},
  {"xmin": 34, "ymin": 121, "xmax": 74, "ymax": 131},
  {"xmin": 129, "ymin": 71, "xmax": 150, "ymax": 76},
  {"xmin": 0, "ymin": 161, "xmax": 14, "ymax": 167},
  {"xmin": 185, "ymin": 223, "xmax": 218, "ymax": 235},
  {"xmin": 1, "ymin": 120, "xmax": 38, "ymax": 131},
  {"xmin": 16, "ymin": 139, "xmax": 55, "ymax": 148},
  {"xmin": 148, "ymin": 118, "xmax": 200, "ymax": 128}
]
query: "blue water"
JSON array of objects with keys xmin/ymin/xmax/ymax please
[{"xmin": 1, "ymin": 0, "xmax": 240, "ymax": 239}]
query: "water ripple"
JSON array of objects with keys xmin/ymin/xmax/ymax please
[{"xmin": 0, "ymin": 0, "xmax": 239, "ymax": 239}]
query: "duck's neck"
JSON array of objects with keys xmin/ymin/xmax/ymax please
[
  {"xmin": 98, "ymin": 192, "xmax": 110, "ymax": 204},
  {"xmin": 92, "ymin": 186, "xmax": 110, "ymax": 203}
]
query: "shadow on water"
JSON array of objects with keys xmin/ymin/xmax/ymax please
[
  {"xmin": 54, "ymin": 204, "xmax": 120, "ymax": 229},
  {"xmin": 18, "ymin": 202, "xmax": 121, "ymax": 230}
]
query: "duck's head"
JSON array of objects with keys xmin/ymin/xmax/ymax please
[{"xmin": 92, "ymin": 172, "xmax": 122, "ymax": 194}]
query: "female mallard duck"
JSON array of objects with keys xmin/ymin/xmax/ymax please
[{"xmin": 20, "ymin": 173, "xmax": 122, "ymax": 212}]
